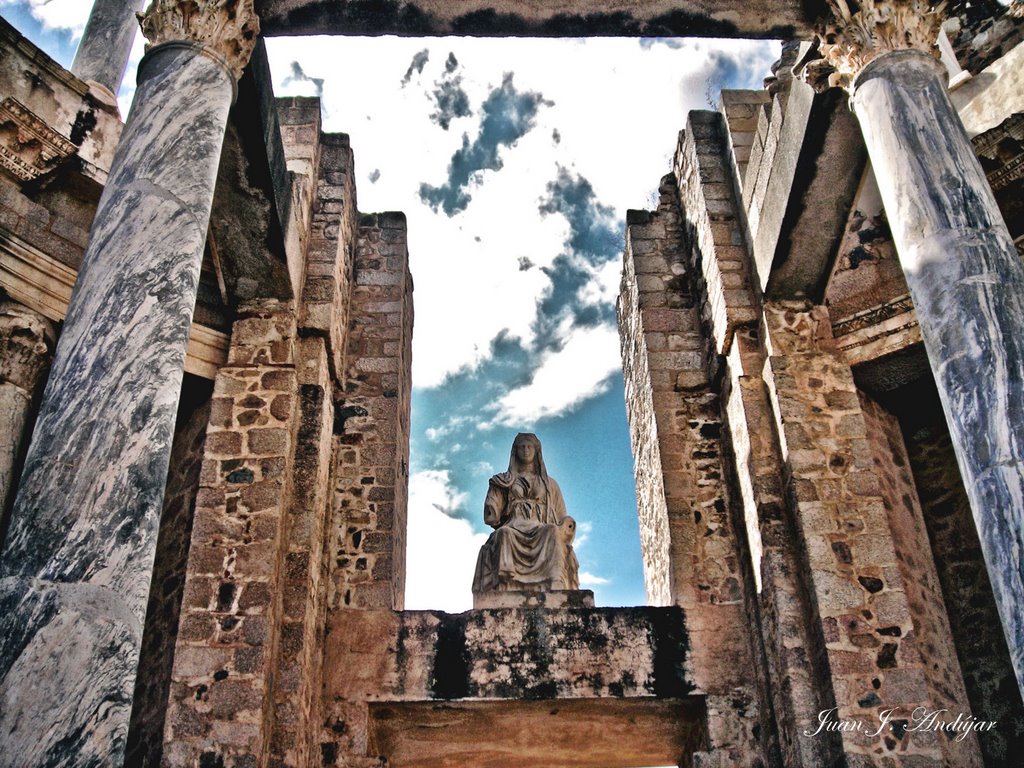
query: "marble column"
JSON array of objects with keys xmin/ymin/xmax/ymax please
[
  {"xmin": 72, "ymin": 0, "xmax": 147, "ymax": 99},
  {"xmin": 816, "ymin": 1, "xmax": 1024, "ymax": 698},
  {"xmin": 0, "ymin": 2, "xmax": 258, "ymax": 765},
  {"xmin": 0, "ymin": 302, "xmax": 56, "ymax": 527}
]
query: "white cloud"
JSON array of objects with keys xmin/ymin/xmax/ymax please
[
  {"xmin": 3, "ymin": 0, "xmax": 90, "ymax": 36},
  {"xmin": 580, "ymin": 571, "xmax": 611, "ymax": 587},
  {"xmin": 405, "ymin": 470, "xmax": 487, "ymax": 612},
  {"xmin": 485, "ymin": 323, "xmax": 621, "ymax": 426}
]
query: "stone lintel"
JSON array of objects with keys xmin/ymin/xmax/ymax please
[
  {"xmin": 209, "ymin": 40, "xmax": 294, "ymax": 304},
  {"xmin": 254, "ymin": 0, "xmax": 816, "ymax": 38},
  {"xmin": 366, "ymin": 698, "xmax": 707, "ymax": 768},
  {"xmin": 324, "ymin": 606, "xmax": 694, "ymax": 703},
  {"xmin": 472, "ymin": 589, "xmax": 594, "ymax": 610}
]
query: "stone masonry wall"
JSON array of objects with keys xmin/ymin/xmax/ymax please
[
  {"xmin": 127, "ymin": 376, "xmax": 212, "ymax": 767},
  {"xmin": 619, "ymin": 176, "xmax": 763, "ymax": 767},
  {"xmin": 898, "ymin": 385, "xmax": 1024, "ymax": 764},
  {"xmin": 761, "ymin": 301, "xmax": 941, "ymax": 766},
  {"xmin": 858, "ymin": 392, "xmax": 981, "ymax": 765},
  {"xmin": 328, "ymin": 212, "xmax": 413, "ymax": 615},
  {"xmin": 162, "ymin": 300, "xmax": 299, "ymax": 767}
]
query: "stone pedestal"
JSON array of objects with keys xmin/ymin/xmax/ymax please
[
  {"xmin": 0, "ymin": 302, "xmax": 55, "ymax": 530},
  {"xmin": 473, "ymin": 589, "xmax": 595, "ymax": 610},
  {"xmin": 850, "ymin": 49, "xmax": 1024, "ymax": 698},
  {"xmin": 72, "ymin": 0, "xmax": 146, "ymax": 100},
  {"xmin": 0, "ymin": 27, "xmax": 247, "ymax": 767}
]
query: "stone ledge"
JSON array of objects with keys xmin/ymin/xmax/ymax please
[{"xmin": 473, "ymin": 589, "xmax": 594, "ymax": 610}]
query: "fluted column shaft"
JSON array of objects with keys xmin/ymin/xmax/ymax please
[
  {"xmin": 72, "ymin": 0, "xmax": 147, "ymax": 98},
  {"xmin": 849, "ymin": 49, "xmax": 1024, "ymax": 698},
  {"xmin": 0, "ymin": 2, "xmax": 256, "ymax": 761}
]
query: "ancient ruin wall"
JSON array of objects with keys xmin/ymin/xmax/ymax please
[{"xmin": 328, "ymin": 212, "xmax": 413, "ymax": 614}]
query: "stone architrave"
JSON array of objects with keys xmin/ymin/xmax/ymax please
[
  {"xmin": 473, "ymin": 432, "xmax": 593, "ymax": 609},
  {"xmin": 0, "ymin": 1, "xmax": 258, "ymax": 764},
  {"xmin": 71, "ymin": 0, "xmax": 147, "ymax": 100},
  {"xmin": 814, "ymin": 0, "xmax": 1024, "ymax": 698}
]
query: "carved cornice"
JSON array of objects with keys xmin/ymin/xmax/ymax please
[
  {"xmin": 0, "ymin": 98, "xmax": 77, "ymax": 183},
  {"xmin": 808, "ymin": 1, "xmax": 947, "ymax": 89},
  {"xmin": 138, "ymin": 0, "xmax": 260, "ymax": 81}
]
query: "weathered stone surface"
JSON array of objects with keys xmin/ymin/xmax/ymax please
[
  {"xmin": 367, "ymin": 698, "xmax": 706, "ymax": 768},
  {"xmin": 256, "ymin": 0, "xmax": 814, "ymax": 38},
  {"xmin": 0, "ymin": 39, "xmax": 237, "ymax": 765}
]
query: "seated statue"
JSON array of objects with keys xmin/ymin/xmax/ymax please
[{"xmin": 472, "ymin": 433, "xmax": 579, "ymax": 598}]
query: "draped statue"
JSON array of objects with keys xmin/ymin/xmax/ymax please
[{"xmin": 472, "ymin": 433, "xmax": 579, "ymax": 598}]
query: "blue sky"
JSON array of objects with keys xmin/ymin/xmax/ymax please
[{"xmin": 2, "ymin": 1, "xmax": 778, "ymax": 611}]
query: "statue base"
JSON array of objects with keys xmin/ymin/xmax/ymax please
[{"xmin": 472, "ymin": 589, "xmax": 595, "ymax": 610}]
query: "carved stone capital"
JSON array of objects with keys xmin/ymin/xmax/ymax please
[
  {"xmin": 138, "ymin": 0, "xmax": 259, "ymax": 80},
  {"xmin": 809, "ymin": 1, "xmax": 947, "ymax": 90},
  {"xmin": 0, "ymin": 301, "xmax": 56, "ymax": 393}
]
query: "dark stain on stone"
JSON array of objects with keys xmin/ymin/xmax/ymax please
[
  {"xmin": 199, "ymin": 752, "xmax": 225, "ymax": 768},
  {"xmin": 320, "ymin": 742, "xmax": 338, "ymax": 765},
  {"xmin": 858, "ymin": 576, "xmax": 884, "ymax": 593},
  {"xmin": 217, "ymin": 582, "xmax": 235, "ymax": 611},
  {"xmin": 333, "ymin": 403, "xmax": 368, "ymax": 435},
  {"xmin": 432, "ymin": 613, "xmax": 469, "ymax": 700},
  {"xmin": 831, "ymin": 541, "xmax": 853, "ymax": 564},
  {"xmin": 877, "ymin": 643, "xmax": 898, "ymax": 669},
  {"xmin": 877, "ymin": 625, "xmax": 902, "ymax": 637},
  {"xmin": 213, "ymin": 669, "xmax": 229, "ymax": 681},
  {"xmin": 858, "ymin": 691, "xmax": 881, "ymax": 707},
  {"xmin": 70, "ymin": 108, "xmax": 97, "ymax": 146},
  {"xmin": 647, "ymin": 606, "xmax": 692, "ymax": 697},
  {"xmin": 227, "ymin": 467, "xmax": 255, "ymax": 484}
]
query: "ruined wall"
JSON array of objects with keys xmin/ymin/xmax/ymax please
[
  {"xmin": 328, "ymin": 212, "xmax": 413, "ymax": 614},
  {"xmin": 858, "ymin": 392, "xmax": 980, "ymax": 765},
  {"xmin": 619, "ymin": 168, "xmax": 764, "ymax": 765},
  {"xmin": 163, "ymin": 300, "xmax": 300, "ymax": 767},
  {"xmin": 126, "ymin": 375, "xmax": 212, "ymax": 766}
]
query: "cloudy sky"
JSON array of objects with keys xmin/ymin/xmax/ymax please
[{"xmin": 3, "ymin": 0, "xmax": 778, "ymax": 611}]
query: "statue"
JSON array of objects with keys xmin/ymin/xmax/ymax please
[{"xmin": 472, "ymin": 433, "xmax": 580, "ymax": 602}]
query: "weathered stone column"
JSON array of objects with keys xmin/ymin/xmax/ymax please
[
  {"xmin": 72, "ymin": 0, "xmax": 147, "ymax": 98},
  {"xmin": 816, "ymin": 0, "xmax": 1024, "ymax": 698},
  {"xmin": 0, "ymin": 302, "xmax": 55, "ymax": 524},
  {"xmin": 0, "ymin": 2, "xmax": 258, "ymax": 764}
]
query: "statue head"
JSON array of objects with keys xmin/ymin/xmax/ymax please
[{"xmin": 509, "ymin": 432, "xmax": 548, "ymax": 478}]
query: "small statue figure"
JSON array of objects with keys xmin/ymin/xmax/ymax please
[{"xmin": 472, "ymin": 433, "xmax": 579, "ymax": 598}]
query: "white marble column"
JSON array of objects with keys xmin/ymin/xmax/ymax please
[
  {"xmin": 0, "ymin": 302, "xmax": 55, "ymax": 524},
  {"xmin": 0, "ymin": 2, "xmax": 258, "ymax": 764},
  {"xmin": 817, "ymin": 1, "xmax": 1024, "ymax": 699},
  {"xmin": 72, "ymin": 0, "xmax": 147, "ymax": 99}
]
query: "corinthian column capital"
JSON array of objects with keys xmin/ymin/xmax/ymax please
[
  {"xmin": 811, "ymin": 0, "xmax": 947, "ymax": 89},
  {"xmin": 138, "ymin": 0, "xmax": 260, "ymax": 80}
]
